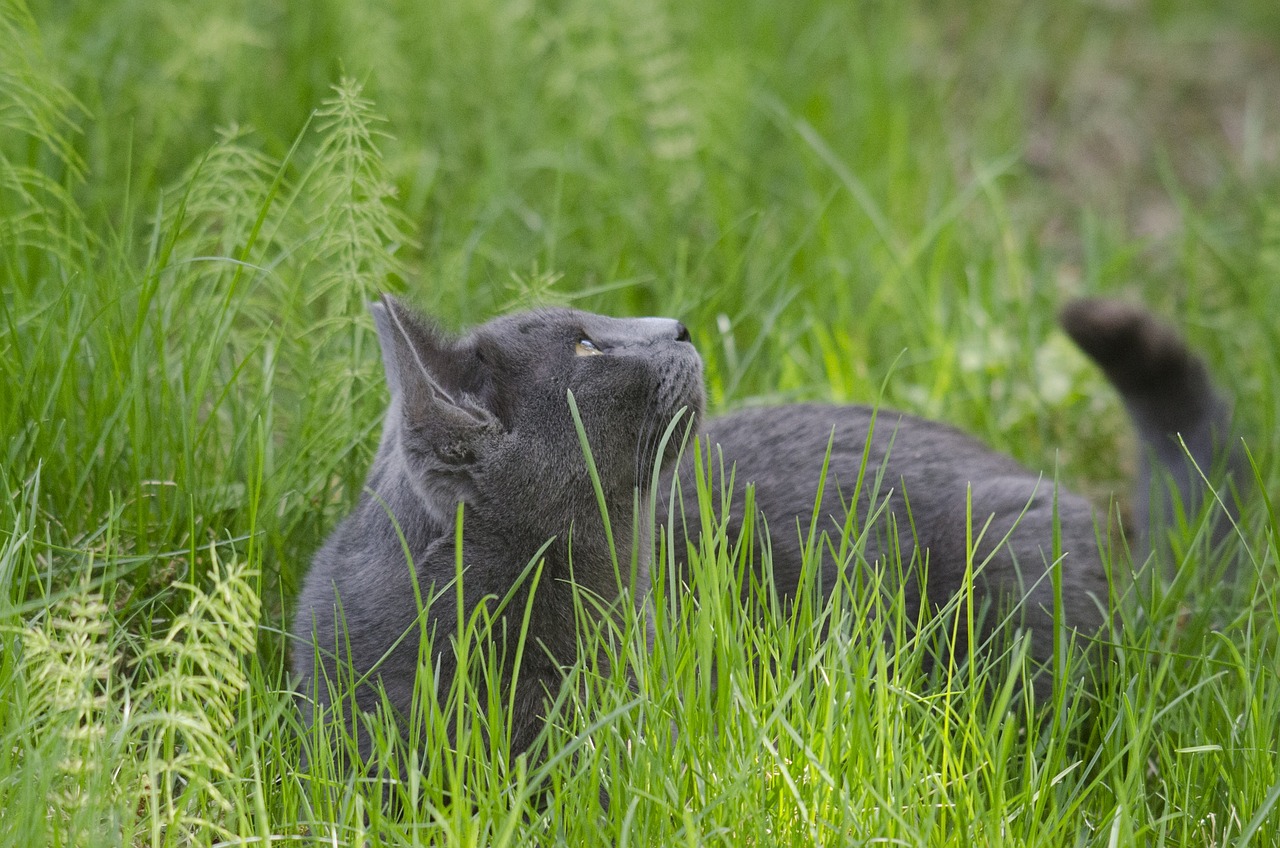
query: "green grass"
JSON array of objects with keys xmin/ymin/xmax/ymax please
[{"xmin": 3, "ymin": 0, "xmax": 1279, "ymax": 843}]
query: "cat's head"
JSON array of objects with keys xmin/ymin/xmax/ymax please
[{"xmin": 370, "ymin": 296, "xmax": 704, "ymax": 532}]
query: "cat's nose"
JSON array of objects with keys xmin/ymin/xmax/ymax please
[
  {"xmin": 628, "ymin": 317, "xmax": 691, "ymax": 345},
  {"xmin": 597, "ymin": 316, "xmax": 695, "ymax": 349},
  {"xmin": 655, "ymin": 319, "xmax": 690, "ymax": 345}
]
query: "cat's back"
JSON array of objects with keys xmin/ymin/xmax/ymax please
[
  {"xmin": 670, "ymin": 402, "xmax": 1103, "ymax": 629},
  {"xmin": 692, "ymin": 402, "xmax": 1032, "ymax": 501}
]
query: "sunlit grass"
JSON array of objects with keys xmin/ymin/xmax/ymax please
[{"xmin": 3, "ymin": 0, "xmax": 1279, "ymax": 843}]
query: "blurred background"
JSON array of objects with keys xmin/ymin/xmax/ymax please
[{"xmin": 6, "ymin": 0, "xmax": 1278, "ymax": 635}]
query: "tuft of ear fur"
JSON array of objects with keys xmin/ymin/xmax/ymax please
[{"xmin": 370, "ymin": 295, "xmax": 505, "ymax": 515}]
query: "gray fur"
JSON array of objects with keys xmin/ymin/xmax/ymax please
[
  {"xmin": 292, "ymin": 295, "xmax": 702, "ymax": 762},
  {"xmin": 667, "ymin": 404, "xmax": 1110, "ymax": 670},
  {"xmin": 1060, "ymin": 298, "xmax": 1246, "ymax": 552},
  {"xmin": 292, "ymin": 296, "xmax": 1239, "ymax": 764}
]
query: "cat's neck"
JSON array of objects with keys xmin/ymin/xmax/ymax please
[{"xmin": 368, "ymin": 459, "xmax": 652, "ymax": 602}]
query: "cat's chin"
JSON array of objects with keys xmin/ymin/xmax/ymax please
[
  {"xmin": 655, "ymin": 349, "xmax": 705, "ymax": 425},
  {"xmin": 648, "ymin": 374, "xmax": 704, "ymax": 473}
]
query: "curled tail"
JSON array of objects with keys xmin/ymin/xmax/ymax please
[{"xmin": 1059, "ymin": 298, "xmax": 1245, "ymax": 553}]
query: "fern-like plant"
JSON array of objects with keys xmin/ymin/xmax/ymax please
[{"xmin": 9, "ymin": 532, "xmax": 261, "ymax": 845}]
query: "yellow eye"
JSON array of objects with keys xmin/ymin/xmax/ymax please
[{"xmin": 575, "ymin": 338, "xmax": 603, "ymax": 357}]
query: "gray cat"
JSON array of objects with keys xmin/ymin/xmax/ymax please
[
  {"xmin": 671, "ymin": 299, "xmax": 1245, "ymax": 681},
  {"xmin": 291, "ymin": 295, "xmax": 1242, "ymax": 766},
  {"xmin": 292, "ymin": 296, "xmax": 703, "ymax": 765}
]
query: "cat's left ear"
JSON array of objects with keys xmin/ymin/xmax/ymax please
[
  {"xmin": 369, "ymin": 296, "xmax": 506, "ymax": 512},
  {"xmin": 370, "ymin": 295, "xmax": 447, "ymax": 402},
  {"xmin": 369, "ymin": 295, "xmax": 503, "ymax": 460}
]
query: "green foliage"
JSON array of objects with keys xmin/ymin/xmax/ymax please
[
  {"xmin": 3, "ymin": 488, "xmax": 262, "ymax": 844},
  {"xmin": 2, "ymin": 0, "xmax": 1278, "ymax": 843}
]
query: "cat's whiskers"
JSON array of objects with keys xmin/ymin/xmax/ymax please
[{"xmin": 633, "ymin": 410, "xmax": 658, "ymax": 497}]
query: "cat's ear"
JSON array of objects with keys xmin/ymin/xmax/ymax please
[
  {"xmin": 370, "ymin": 294, "xmax": 445, "ymax": 402},
  {"xmin": 369, "ymin": 295, "xmax": 503, "ymax": 486}
]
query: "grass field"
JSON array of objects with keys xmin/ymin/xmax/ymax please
[{"xmin": 3, "ymin": 0, "xmax": 1279, "ymax": 844}]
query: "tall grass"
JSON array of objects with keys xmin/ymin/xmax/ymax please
[{"xmin": 2, "ymin": 0, "xmax": 1278, "ymax": 843}]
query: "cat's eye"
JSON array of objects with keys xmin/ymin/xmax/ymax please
[{"xmin": 575, "ymin": 338, "xmax": 603, "ymax": 357}]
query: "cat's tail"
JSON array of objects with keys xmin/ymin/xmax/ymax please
[{"xmin": 1059, "ymin": 298, "xmax": 1246, "ymax": 554}]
